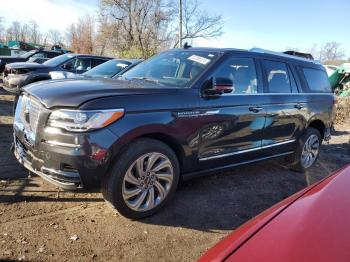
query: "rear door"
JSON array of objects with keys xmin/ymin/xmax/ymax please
[
  {"xmin": 198, "ymin": 54, "xmax": 266, "ymax": 166},
  {"xmin": 260, "ymin": 59, "xmax": 307, "ymax": 151}
]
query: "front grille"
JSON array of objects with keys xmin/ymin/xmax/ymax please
[
  {"xmin": 29, "ymin": 98, "xmax": 41, "ymax": 134},
  {"xmin": 19, "ymin": 95, "xmax": 42, "ymax": 135}
]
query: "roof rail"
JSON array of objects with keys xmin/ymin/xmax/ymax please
[{"xmin": 249, "ymin": 48, "xmax": 317, "ymax": 63}]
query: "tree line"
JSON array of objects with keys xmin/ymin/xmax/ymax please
[{"xmin": 0, "ymin": 0, "xmax": 349, "ymax": 62}]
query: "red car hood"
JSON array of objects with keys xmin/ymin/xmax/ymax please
[{"xmin": 199, "ymin": 164, "xmax": 350, "ymax": 262}]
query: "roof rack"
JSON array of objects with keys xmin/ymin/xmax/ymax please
[
  {"xmin": 283, "ymin": 51, "xmax": 314, "ymax": 60},
  {"xmin": 249, "ymin": 48, "xmax": 317, "ymax": 63}
]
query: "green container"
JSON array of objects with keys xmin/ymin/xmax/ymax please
[{"xmin": 0, "ymin": 46, "xmax": 11, "ymax": 56}]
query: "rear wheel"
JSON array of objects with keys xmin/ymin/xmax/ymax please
[
  {"xmin": 287, "ymin": 127, "xmax": 321, "ymax": 172},
  {"xmin": 102, "ymin": 138, "xmax": 180, "ymax": 219}
]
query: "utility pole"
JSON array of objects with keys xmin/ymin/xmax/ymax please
[{"xmin": 179, "ymin": 0, "xmax": 182, "ymax": 48}]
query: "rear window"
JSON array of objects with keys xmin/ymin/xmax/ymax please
[{"xmin": 302, "ymin": 68, "xmax": 331, "ymax": 92}]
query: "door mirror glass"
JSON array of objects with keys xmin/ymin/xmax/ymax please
[{"xmin": 203, "ymin": 77, "xmax": 234, "ymax": 96}]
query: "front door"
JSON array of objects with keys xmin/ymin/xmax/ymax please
[{"xmin": 198, "ymin": 55, "xmax": 266, "ymax": 166}]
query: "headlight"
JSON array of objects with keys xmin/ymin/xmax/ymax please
[{"xmin": 47, "ymin": 109, "xmax": 124, "ymax": 132}]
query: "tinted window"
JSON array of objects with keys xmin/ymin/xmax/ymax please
[
  {"xmin": 302, "ymin": 68, "xmax": 331, "ymax": 92},
  {"xmin": 47, "ymin": 52, "xmax": 59, "ymax": 59},
  {"xmin": 84, "ymin": 59, "xmax": 131, "ymax": 78},
  {"xmin": 31, "ymin": 52, "xmax": 46, "ymax": 58},
  {"xmin": 75, "ymin": 58, "xmax": 92, "ymax": 71},
  {"xmin": 211, "ymin": 57, "xmax": 258, "ymax": 94},
  {"xmin": 264, "ymin": 60, "xmax": 292, "ymax": 93},
  {"xmin": 92, "ymin": 58, "xmax": 108, "ymax": 67},
  {"xmin": 44, "ymin": 54, "xmax": 75, "ymax": 67}
]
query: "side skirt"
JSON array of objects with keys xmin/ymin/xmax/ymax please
[{"xmin": 182, "ymin": 151, "xmax": 294, "ymax": 181}]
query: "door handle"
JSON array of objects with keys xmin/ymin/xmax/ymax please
[
  {"xmin": 249, "ymin": 106, "xmax": 263, "ymax": 113},
  {"xmin": 294, "ymin": 103, "xmax": 304, "ymax": 110}
]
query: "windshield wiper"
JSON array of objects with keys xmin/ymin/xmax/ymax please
[{"xmin": 130, "ymin": 77, "xmax": 160, "ymax": 84}]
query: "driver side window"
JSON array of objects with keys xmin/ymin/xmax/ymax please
[{"xmin": 211, "ymin": 57, "xmax": 258, "ymax": 94}]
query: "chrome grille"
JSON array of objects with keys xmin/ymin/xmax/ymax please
[
  {"xmin": 29, "ymin": 98, "xmax": 41, "ymax": 133},
  {"xmin": 19, "ymin": 95, "xmax": 42, "ymax": 135}
]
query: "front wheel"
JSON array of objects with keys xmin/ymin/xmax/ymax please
[
  {"xmin": 287, "ymin": 127, "xmax": 321, "ymax": 172},
  {"xmin": 102, "ymin": 138, "xmax": 180, "ymax": 219}
]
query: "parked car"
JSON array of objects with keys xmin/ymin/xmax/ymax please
[
  {"xmin": 12, "ymin": 47, "xmax": 335, "ymax": 219},
  {"xmin": 49, "ymin": 59, "xmax": 143, "ymax": 80},
  {"xmin": 0, "ymin": 49, "xmax": 67, "ymax": 74},
  {"xmin": 198, "ymin": 164, "xmax": 350, "ymax": 262},
  {"xmin": 2, "ymin": 53, "xmax": 113, "ymax": 94}
]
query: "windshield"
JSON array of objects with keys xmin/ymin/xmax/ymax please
[
  {"xmin": 83, "ymin": 59, "xmax": 131, "ymax": 78},
  {"xmin": 20, "ymin": 50, "xmax": 36, "ymax": 59},
  {"xmin": 122, "ymin": 50, "xmax": 220, "ymax": 87},
  {"xmin": 43, "ymin": 54, "xmax": 75, "ymax": 67}
]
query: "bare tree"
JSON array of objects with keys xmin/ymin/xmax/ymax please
[
  {"xmin": 28, "ymin": 20, "xmax": 41, "ymax": 44},
  {"xmin": 0, "ymin": 17, "xmax": 5, "ymax": 43},
  {"xmin": 174, "ymin": 0, "xmax": 223, "ymax": 47},
  {"xmin": 99, "ymin": 0, "xmax": 171, "ymax": 58},
  {"xmin": 320, "ymin": 41, "xmax": 345, "ymax": 62},
  {"xmin": 48, "ymin": 30, "xmax": 63, "ymax": 45},
  {"xmin": 66, "ymin": 15, "xmax": 95, "ymax": 54}
]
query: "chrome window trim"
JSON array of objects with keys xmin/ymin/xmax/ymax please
[{"xmin": 199, "ymin": 139, "xmax": 296, "ymax": 161}]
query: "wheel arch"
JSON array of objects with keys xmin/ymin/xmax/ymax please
[
  {"xmin": 109, "ymin": 126, "xmax": 189, "ymax": 174},
  {"xmin": 307, "ymin": 119, "xmax": 326, "ymax": 139}
]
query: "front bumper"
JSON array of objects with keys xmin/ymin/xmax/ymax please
[
  {"xmin": 2, "ymin": 73, "xmax": 26, "ymax": 94},
  {"xmin": 13, "ymin": 98, "xmax": 119, "ymax": 190},
  {"xmin": 13, "ymin": 138, "xmax": 82, "ymax": 190}
]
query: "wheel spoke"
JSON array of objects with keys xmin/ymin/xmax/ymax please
[
  {"xmin": 145, "ymin": 187, "xmax": 155, "ymax": 209},
  {"xmin": 155, "ymin": 172, "xmax": 173, "ymax": 183},
  {"xmin": 146, "ymin": 153, "xmax": 160, "ymax": 172},
  {"xmin": 135, "ymin": 157, "xmax": 145, "ymax": 176},
  {"xmin": 154, "ymin": 181, "xmax": 167, "ymax": 200},
  {"xmin": 123, "ymin": 187, "xmax": 142, "ymax": 199},
  {"xmin": 152, "ymin": 159, "xmax": 171, "ymax": 172},
  {"xmin": 130, "ymin": 190, "xmax": 147, "ymax": 210},
  {"xmin": 124, "ymin": 170, "xmax": 139, "ymax": 185}
]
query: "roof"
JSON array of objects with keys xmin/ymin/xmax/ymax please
[{"xmin": 173, "ymin": 46, "xmax": 320, "ymax": 66}]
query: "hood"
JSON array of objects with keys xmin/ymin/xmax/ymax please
[
  {"xmin": 24, "ymin": 78, "xmax": 178, "ymax": 108},
  {"xmin": 5, "ymin": 62, "xmax": 51, "ymax": 70},
  {"xmin": 0, "ymin": 56, "xmax": 26, "ymax": 64},
  {"xmin": 225, "ymin": 165, "xmax": 350, "ymax": 262}
]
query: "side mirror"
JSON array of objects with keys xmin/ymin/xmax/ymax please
[{"xmin": 203, "ymin": 77, "xmax": 234, "ymax": 96}]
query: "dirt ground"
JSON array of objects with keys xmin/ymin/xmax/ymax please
[{"xmin": 1, "ymin": 88, "xmax": 349, "ymax": 262}]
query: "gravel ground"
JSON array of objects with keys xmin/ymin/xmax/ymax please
[{"xmin": 1, "ymin": 89, "xmax": 349, "ymax": 262}]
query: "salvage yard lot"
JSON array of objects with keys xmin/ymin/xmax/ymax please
[{"xmin": 1, "ymin": 89, "xmax": 349, "ymax": 262}]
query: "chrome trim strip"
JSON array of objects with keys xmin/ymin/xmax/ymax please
[
  {"xmin": 199, "ymin": 139, "xmax": 296, "ymax": 161},
  {"xmin": 184, "ymin": 151, "xmax": 294, "ymax": 180},
  {"xmin": 44, "ymin": 140, "xmax": 82, "ymax": 148}
]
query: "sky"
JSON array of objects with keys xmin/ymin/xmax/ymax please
[{"xmin": 0, "ymin": 0, "xmax": 349, "ymax": 57}]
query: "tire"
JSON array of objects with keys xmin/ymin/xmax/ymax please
[
  {"xmin": 102, "ymin": 138, "xmax": 180, "ymax": 219},
  {"xmin": 287, "ymin": 127, "xmax": 322, "ymax": 172}
]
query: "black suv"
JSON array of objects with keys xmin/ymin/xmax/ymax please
[
  {"xmin": 0, "ymin": 49, "xmax": 67, "ymax": 74},
  {"xmin": 2, "ymin": 53, "xmax": 112, "ymax": 94},
  {"xmin": 12, "ymin": 47, "xmax": 335, "ymax": 219}
]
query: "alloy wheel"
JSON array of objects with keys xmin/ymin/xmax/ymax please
[
  {"xmin": 301, "ymin": 134, "xmax": 320, "ymax": 168},
  {"xmin": 122, "ymin": 152, "xmax": 174, "ymax": 212}
]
